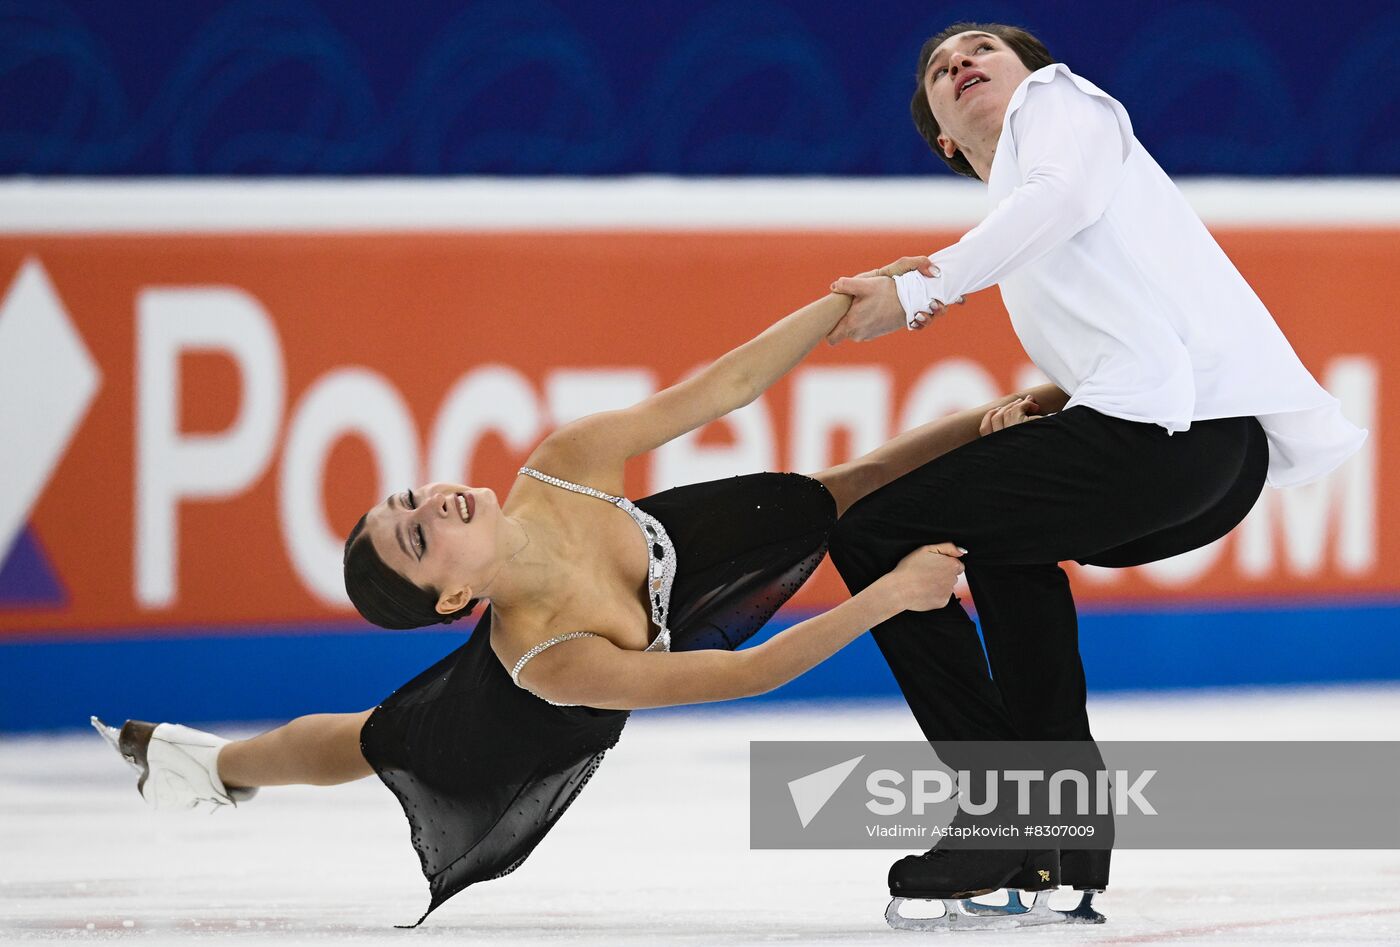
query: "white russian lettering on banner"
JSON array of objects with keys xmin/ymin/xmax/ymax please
[
  {"xmin": 652, "ymin": 366, "xmax": 776, "ymax": 489},
  {"xmin": 136, "ymin": 288, "xmax": 284, "ymax": 607},
  {"xmin": 427, "ymin": 366, "xmax": 542, "ymax": 485},
  {"xmin": 130, "ymin": 289, "xmax": 1379, "ymax": 611},
  {"xmin": 1013, "ymin": 363, "xmax": 1052, "ymax": 393},
  {"xmin": 1236, "ymin": 357, "xmax": 1378, "ymax": 578},
  {"xmin": 899, "ymin": 358, "xmax": 999, "ymax": 431},
  {"xmin": 790, "ymin": 366, "xmax": 891, "ymax": 471},
  {"xmin": 280, "ymin": 368, "xmax": 420, "ymax": 605},
  {"xmin": 1138, "ymin": 537, "xmax": 1228, "ymax": 587},
  {"xmin": 545, "ymin": 369, "xmax": 656, "ymax": 426}
]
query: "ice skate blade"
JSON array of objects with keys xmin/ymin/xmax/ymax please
[
  {"xmin": 957, "ymin": 889, "xmax": 1030, "ymax": 917},
  {"xmin": 91, "ymin": 716, "xmax": 122, "ymax": 754},
  {"xmin": 1061, "ymin": 890, "xmax": 1106, "ymax": 924},
  {"xmin": 91, "ymin": 716, "xmax": 158, "ymax": 798},
  {"xmin": 885, "ymin": 890, "xmax": 1106, "ymax": 931},
  {"xmin": 90, "ymin": 716, "xmax": 141, "ymax": 775}
]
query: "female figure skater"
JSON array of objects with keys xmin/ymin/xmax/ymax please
[
  {"xmin": 822, "ymin": 22, "xmax": 1368, "ymax": 930},
  {"xmin": 95, "ymin": 286, "xmax": 1063, "ymax": 924}
]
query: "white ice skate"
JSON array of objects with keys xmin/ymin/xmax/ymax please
[
  {"xmin": 885, "ymin": 888, "xmax": 1105, "ymax": 932},
  {"xmin": 91, "ymin": 716, "xmax": 257, "ymax": 811}
]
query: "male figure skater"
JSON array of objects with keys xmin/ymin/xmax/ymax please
[{"xmin": 825, "ymin": 22, "xmax": 1365, "ymax": 931}]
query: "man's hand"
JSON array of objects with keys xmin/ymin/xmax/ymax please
[
  {"xmin": 826, "ymin": 255, "xmax": 960, "ymax": 344},
  {"xmin": 825, "ymin": 276, "xmax": 909, "ymax": 344},
  {"xmin": 854, "ymin": 256, "xmax": 939, "ymax": 280}
]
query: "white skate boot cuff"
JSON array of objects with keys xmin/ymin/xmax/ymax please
[{"xmin": 144, "ymin": 724, "xmax": 255, "ymax": 810}]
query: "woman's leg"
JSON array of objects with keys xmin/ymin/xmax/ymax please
[
  {"xmin": 811, "ymin": 383, "xmax": 1067, "ymax": 517},
  {"xmin": 217, "ymin": 709, "xmax": 375, "ymax": 788}
]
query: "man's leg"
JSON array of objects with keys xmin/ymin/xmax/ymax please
[
  {"xmin": 828, "ymin": 532, "xmax": 1019, "ymax": 746},
  {"xmin": 828, "ymin": 408, "xmax": 1244, "ymax": 743},
  {"xmin": 828, "ymin": 409, "xmax": 1262, "ymax": 898},
  {"xmin": 826, "ymin": 441, "xmax": 1101, "ymax": 898},
  {"xmin": 965, "ymin": 562, "xmax": 1088, "ymax": 741},
  {"xmin": 964, "ymin": 561, "xmax": 1110, "ymax": 890},
  {"xmin": 1082, "ymin": 417, "xmax": 1269, "ymax": 570},
  {"xmin": 924, "ymin": 415, "xmax": 1266, "ymax": 890}
]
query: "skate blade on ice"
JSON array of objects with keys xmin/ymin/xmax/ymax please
[
  {"xmin": 90, "ymin": 716, "xmax": 143, "ymax": 774},
  {"xmin": 91, "ymin": 716, "xmax": 122, "ymax": 752},
  {"xmin": 886, "ymin": 889, "xmax": 1105, "ymax": 931},
  {"xmin": 957, "ymin": 888, "xmax": 1104, "ymax": 920}
]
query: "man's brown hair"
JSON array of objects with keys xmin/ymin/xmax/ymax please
[{"xmin": 910, "ymin": 22, "xmax": 1056, "ymax": 179}]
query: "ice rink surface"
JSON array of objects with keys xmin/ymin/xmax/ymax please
[{"xmin": 4, "ymin": 685, "xmax": 1399, "ymax": 946}]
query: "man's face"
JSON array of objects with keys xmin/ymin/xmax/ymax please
[{"xmin": 922, "ymin": 31, "xmax": 1033, "ymax": 160}]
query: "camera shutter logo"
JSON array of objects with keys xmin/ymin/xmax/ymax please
[{"xmin": 787, "ymin": 755, "xmax": 865, "ymax": 829}]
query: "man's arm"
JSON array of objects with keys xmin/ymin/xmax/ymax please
[{"xmin": 829, "ymin": 76, "xmax": 1130, "ymax": 342}]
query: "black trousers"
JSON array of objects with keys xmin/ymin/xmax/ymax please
[{"xmin": 830, "ymin": 406, "xmax": 1268, "ymax": 757}]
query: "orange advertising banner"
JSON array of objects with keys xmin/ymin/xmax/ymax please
[{"xmin": 0, "ymin": 228, "xmax": 1393, "ymax": 638}]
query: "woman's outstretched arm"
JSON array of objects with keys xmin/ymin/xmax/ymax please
[
  {"xmin": 527, "ymin": 293, "xmax": 850, "ymax": 484},
  {"xmin": 517, "ymin": 542, "xmax": 964, "ymax": 710}
]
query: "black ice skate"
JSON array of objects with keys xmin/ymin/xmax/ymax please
[
  {"xmin": 91, "ymin": 716, "xmax": 257, "ymax": 811},
  {"xmin": 884, "ymin": 847, "xmax": 1106, "ymax": 931}
]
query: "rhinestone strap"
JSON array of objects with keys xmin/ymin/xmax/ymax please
[
  {"xmin": 512, "ymin": 466, "xmax": 677, "ymax": 706},
  {"xmin": 510, "ymin": 631, "xmax": 600, "ymax": 687},
  {"xmin": 518, "ymin": 466, "xmax": 677, "ymax": 650},
  {"xmin": 519, "ymin": 466, "xmax": 624, "ymax": 504}
]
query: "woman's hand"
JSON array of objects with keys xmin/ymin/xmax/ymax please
[
  {"xmin": 828, "ymin": 256, "xmax": 964, "ymax": 343},
  {"xmin": 979, "ymin": 396, "xmax": 1044, "ymax": 436},
  {"xmin": 882, "ymin": 542, "xmax": 966, "ymax": 612},
  {"xmin": 856, "ymin": 256, "xmax": 938, "ymax": 280},
  {"xmin": 824, "ymin": 276, "xmax": 908, "ymax": 344}
]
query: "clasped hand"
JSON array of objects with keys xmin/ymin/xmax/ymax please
[
  {"xmin": 826, "ymin": 256, "xmax": 963, "ymax": 345},
  {"xmin": 885, "ymin": 542, "xmax": 966, "ymax": 612}
]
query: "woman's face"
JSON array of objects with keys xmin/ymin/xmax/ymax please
[
  {"xmin": 922, "ymin": 31, "xmax": 1033, "ymax": 160},
  {"xmin": 362, "ymin": 481, "xmax": 502, "ymax": 611}
]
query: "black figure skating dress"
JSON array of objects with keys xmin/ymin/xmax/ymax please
[{"xmin": 360, "ymin": 471, "xmax": 836, "ymax": 923}]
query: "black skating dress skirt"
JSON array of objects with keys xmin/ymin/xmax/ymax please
[{"xmin": 359, "ymin": 472, "xmax": 837, "ymax": 923}]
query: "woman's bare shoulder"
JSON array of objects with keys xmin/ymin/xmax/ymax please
[{"xmin": 519, "ymin": 436, "xmax": 627, "ymax": 498}]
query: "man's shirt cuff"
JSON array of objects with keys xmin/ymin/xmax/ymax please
[{"xmin": 894, "ymin": 271, "xmax": 940, "ymax": 329}]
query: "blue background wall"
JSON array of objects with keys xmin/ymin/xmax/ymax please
[
  {"xmin": 10, "ymin": 600, "xmax": 1400, "ymax": 732},
  {"xmin": 5, "ymin": 0, "xmax": 1399, "ymax": 176}
]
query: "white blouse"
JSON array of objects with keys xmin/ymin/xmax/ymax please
[{"xmin": 893, "ymin": 64, "xmax": 1366, "ymax": 487}]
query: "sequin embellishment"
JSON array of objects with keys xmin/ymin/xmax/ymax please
[{"xmin": 510, "ymin": 466, "xmax": 678, "ymax": 705}]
